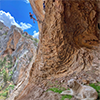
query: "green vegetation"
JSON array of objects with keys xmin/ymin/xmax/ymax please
[
  {"xmin": 47, "ymin": 87, "xmax": 72, "ymax": 100},
  {"xmin": 61, "ymin": 95, "xmax": 72, "ymax": 100},
  {"xmin": 22, "ymin": 34, "xmax": 25, "ymax": 37},
  {"xmin": 3, "ymin": 57, "xmax": 6, "ymax": 63},
  {"xmin": 7, "ymin": 55, "xmax": 12, "ymax": 62},
  {"xmin": 27, "ymin": 36, "xmax": 39, "ymax": 46},
  {"xmin": 34, "ymin": 38, "xmax": 39, "ymax": 43},
  {"xmin": 47, "ymin": 87, "xmax": 63, "ymax": 93},
  {"xmin": 21, "ymin": 34, "xmax": 39, "ymax": 46},
  {"xmin": 0, "ymin": 84, "xmax": 15, "ymax": 98},
  {"xmin": 5, "ymin": 85, "xmax": 15, "ymax": 91},
  {"xmin": 0, "ymin": 60, "xmax": 3, "ymax": 66},
  {"xmin": 33, "ymin": 38, "xmax": 39, "ymax": 46},
  {"xmin": 3, "ymin": 32, "xmax": 8, "ymax": 35},
  {"xmin": 0, "ymin": 86, "xmax": 2, "ymax": 91},
  {"xmin": 0, "ymin": 57, "xmax": 6, "ymax": 67},
  {"xmin": 6, "ymin": 65, "xmax": 12, "ymax": 69},
  {"xmin": 28, "ymin": 36, "xmax": 34, "ymax": 40},
  {"xmin": 0, "ymin": 91, "xmax": 8, "ymax": 97},
  {"xmin": 3, "ymin": 71, "xmax": 8, "ymax": 84},
  {"xmin": 0, "ymin": 55, "xmax": 15, "ymax": 99},
  {"xmin": 47, "ymin": 82, "xmax": 100, "ymax": 100},
  {"xmin": 0, "ymin": 96, "xmax": 6, "ymax": 99},
  {"xmin": 89, "ymin": 83, "xmax": 100, "ymax": 100},
  {"xmin": 0, "ymin": 26, "xmax": 3, "ymax": 30},
  {"xmin": 29, "ymin": 57, "xmax": 32, "ymax": 62}
]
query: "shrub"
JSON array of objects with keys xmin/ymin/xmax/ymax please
[
  {"xmin": 0, "ymin": 91, "xmax": 8, "ymax": 97},
  {"xmin": 34, "ymin": 38, "xmax": 39, "ymax": 43},
  {"xmin": 3, "ymin": 32, "xmax": 7, "ymax": 35},
  {"xmin": 3, "ymin": 57, "xmax": 6, "ymax": 64},
  {"xmin": 9, "ymin": 85, "xmax": 15, "ymax": 89},
  {"xmin": 6, "ymin": 64, "xmax": 12, "ymax": 69},
  {"xmin": 3, "ymin": 71, "xmax": 8, "ymax": 84},
  {"xmin": 2, "ymin": 69, "xmax": 6, "ymax": 73},
  {"xmin": 0, "ymin": 86, "xmax": 2, "ymax": 91},
  {"xmin": 8, "ymin": 75, "xmax": 12, "ymax": 81},
  {"xmin": 0, "ymin": 60, "xmax": 3, "ymax": 66}
]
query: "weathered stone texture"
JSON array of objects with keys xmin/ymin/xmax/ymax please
[
  {"xmin": 0, "ymin": 22, "xmax": 37, "ymax": 100},
  {"xmin": 30, "ymin": 0, "xmax": 100, "ymax": 83}
]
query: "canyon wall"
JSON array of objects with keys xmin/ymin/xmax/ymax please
[{"xmin": 0, "ymin": 22, "xmax": 37, "ymax": 100}]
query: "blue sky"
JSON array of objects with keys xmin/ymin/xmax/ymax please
[{"xmin": 0, "ymin": 0, "xmax": 39, "ymax": 39}]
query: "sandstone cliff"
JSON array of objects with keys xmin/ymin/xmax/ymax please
[{"xmin": 8, "ymin": 0, "xmax": 100, "ymax": 100}]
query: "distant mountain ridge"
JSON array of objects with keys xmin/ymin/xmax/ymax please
[{"xmin": 0, "ymin": 21, "xmax": 37, "ymax": 99}]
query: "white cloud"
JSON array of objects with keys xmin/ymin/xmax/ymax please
[
  {"xmin": 24, "ymin": 0, "xmax": 29, "ymax": 3},
  {"xmin": 33, "ymin": 31, "xmax": 39, "ymax": 39},
  {"xmin": 20, "ymin": 22, "xmax": 32, "ymax": 30},
  {"xmin": 0, "ymin": 10, "xmax": 32, "ymax": 30}
]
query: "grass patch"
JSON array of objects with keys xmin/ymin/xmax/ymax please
[
  {"xmin": 89, "ymin": 83, "xmax": 100, "ymax": 100},
  {"xmin": 47, "ymin": 87, "xmax": 72, "ymax": 100},
  {"xmin": 61, "ymin": 95, "xmax": 72, "ymax": 100},
  {"xmin": 48, "ymin": 83, "xmax": 100, "ymax": 100},
  {"xmin": 47, "ymin": 87, "xmax": 63, "ymax": 93}
]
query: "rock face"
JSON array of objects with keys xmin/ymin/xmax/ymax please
[
  {"xmin": 8, "ymin": 0, "xmax": 100, "ymax": 100},
  {"xmin": 29, "ymin": 0, "xmax": 44, "ymax": 33},
  {"xmin": 0, "ymin": 21, "xmax": 37, "ymax": 99},
  {"xmin": 29, "ymin": 0, "xmax": 100, "ymax": 82}
]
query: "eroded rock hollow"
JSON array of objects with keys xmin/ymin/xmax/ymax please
[{"xmin": 30, "ymin": 0, "xmax": 100, "ymax": 82}]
